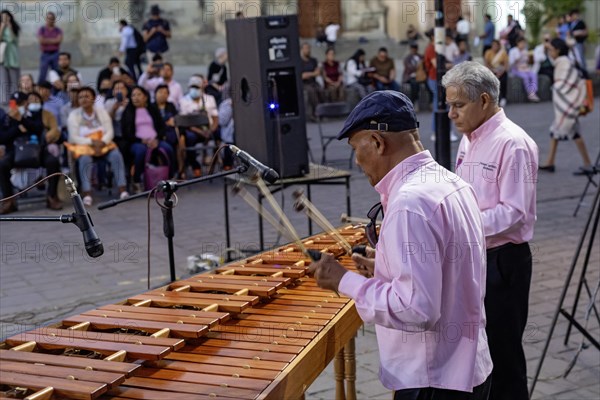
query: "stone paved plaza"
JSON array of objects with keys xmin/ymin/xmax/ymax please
[{"xmin": 0, "ymin": 66, "xmax": 599, "ymax": 399}]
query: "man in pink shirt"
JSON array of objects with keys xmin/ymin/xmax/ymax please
[
  {"xmin": 309, "ymin": 91, "xmax": 493, "ymax": 399},
  {"xmin": 443, "ymin": 61, "xmax": 538, "ymax": 400},
  {"xmin": 37, "ymin": 12, "xmax": 63, "ymax": 84}
]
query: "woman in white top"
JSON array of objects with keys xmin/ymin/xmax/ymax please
[
  {"xmin": 344, "ymin": 49, "xmax": 372, "ymax": 99},
  {"xmin": 508, "ymin": 37, "xmax": 540, "ymax": 102},
  {"xmin": 67, "ymin": 87, "xmax": 129, "ymax": 205}
]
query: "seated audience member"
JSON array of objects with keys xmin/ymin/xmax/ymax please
[
  {"xmin": 206, "ymin": 48, "xmax": 228, "ymax": 105},
  {"xmin": 56, "ymin": 71, "xmax": 82, "ymax": 105},
  {"xmin": 121, "ymin": 86, "xmax": 174, "ymax": 192},
  {"xmin": 60, "ymin": 85, "xmax": 80, "ymax": 139},
  {"xmin": 322, "ymin": 48, "xmax": 345, "ymax": 102},
  {"xmin": 533, "ymin": 33, "xmax": 555, "ymax": 84},
  {"xmin": 406, "ymin": 24, "xmax": 421, "ymax": 43},
  {"xmin": 104, "ymin": 80, "xmax": 130, "ymax": 158},
  {"xmin": 29, "ymin": 91, "xmax": 60, "ymax": 150},
  {"xmin": 179, "ymin": 75, "xmax": 219, "ymax": 177},
  {"xmin": 48, "ymin": 52, "xmax": 82, "ymax": 92},
  {"xmin": 18, "ymin": 73, "xmax": 35, "ymax": 94},
  {"xmin": 96, "ymin": 78, "xmax": 113, "ymax": 106},
  {"xmin": 0, "ymin": 91, "xmax": 62, "ymax": 214},
  {"xmin": 153, "ymin": 84, "xmax": 179, "ymax": 149},
  {"xmin": 453, "ymin": 38, "xmax": 473, "ymax": 65},
  {"xmin": 509, "ymin": 37, "xmax": 541, "ymax": 102},
  {"xmin": 66, "ymin": 87, "xmax": 129, "ymax": 205},
  {"xmin": 300, "ymin": 42, "xmax": 323, "ymax": 121},
  {"xmin": 444, "ymin": 31, "xmax": 460, "ymax": 66},
  {"xmin": 344, "ymin": 49, "xmax": 372, "ymax": 99},
  {"xmin": 402, "ymin": 43, "xmax": 424, "ymax": 106},
  {"xmin": 138, "ymin": 62, "xmax": 183, "ymax": 108},
  {"xmin": 369, "ymin": 47, "xmax": 400, "ymax": 91},
  {"xmin": 36, "ymin": 80, "xmax": 64, "ymax": 128},
  {"xmin": 218, "ymin": 85, "xmax": 234, "ymax": 170},
  {"xmin": 96, "ymin": 57, "xmax": 130, "ymax": 90},
  {"xmin": 484, "ymin": 40, "xmax": 509, "ymax": 107}
]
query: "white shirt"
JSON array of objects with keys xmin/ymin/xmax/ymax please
[
  {"xmin": 119, "ymin": 25, "xmax": 136, "ymax": 53},
  {"xmin": 457, "ymin": 19, "xmax": 470, "ymax": 35},
  {"xmin": 325, "ymin": 24, "xmax": 340, "ymax": 42},
  {"xmin": 445, "ymin": 42, "xmax": 460, "ymax": 64},
  {"xmin": 180, "ymin": 93, "xmax": 219, "ymax": 130}
]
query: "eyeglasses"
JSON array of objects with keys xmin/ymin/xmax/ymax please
[{"xmin": 365, "ymin": 202, "xmax": 384, "ymax": 248}]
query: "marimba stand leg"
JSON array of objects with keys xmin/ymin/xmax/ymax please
[
  {"xmin": 344, "ymin": 337, "xmax": 357, "ymax": 400},
  {"xmin": 334, "ymin": 348, "xmax": 346, "ymax": 400}
]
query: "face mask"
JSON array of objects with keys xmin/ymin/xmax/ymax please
[
  {"xmin": 18, "ymin": 106, "xmax": 26, "ymax": 115},
  {"xmin": 189, "ymin": 88, "xmax": 201, "ymax": 99},
  {"xmin": 28, "ymin": 103, "xmax": 42, "ymax": 112}
]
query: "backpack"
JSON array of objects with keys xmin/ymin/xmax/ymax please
[{"xmin": 133, "ymin": 27, "xmax": 146, "ymax": 57}]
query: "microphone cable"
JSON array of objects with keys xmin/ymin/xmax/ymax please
[{"xmin": 0, "ymin": 172, "xmax": 68, "ymax": 204}]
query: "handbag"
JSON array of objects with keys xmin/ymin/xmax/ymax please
[
  {"xmin": 580, "ymin": 79, "xmax": 594, "ymax": 116},
  {"xmin": 0, "ymin": 41, "xmax": 6, "ymax": 64},
  {"xmin": 13, "ymin": 136, "xmax": 41, "ymax": 168},
  {"xmin": 144, "ymin": 147, "xmax": 170, "ymax": 190}
]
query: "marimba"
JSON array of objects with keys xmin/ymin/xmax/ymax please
[{"xmin": 0, "ymin": 225, "xmax": 366, "ymax": 400}]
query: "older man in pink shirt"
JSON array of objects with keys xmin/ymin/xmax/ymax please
[
  {"xmin": 443, "ymin": 61, "xmax": 538, "ymax": 400},
  {"xmin": 309, "ymin": 91, "xmax": 492, "ymax": 399}
]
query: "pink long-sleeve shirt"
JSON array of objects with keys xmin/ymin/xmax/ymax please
[
  {"xmin": 455, "ymin": 109, "xmax": 538, "ymax": 249},
  {"xmin": 339, "ymin": 150, "xmax": 493, "ymax": 392}
]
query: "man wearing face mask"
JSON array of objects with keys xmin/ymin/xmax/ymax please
[
  {"xmin": 179, "ymin": 75, "xmax": 219, "ymax": 177},
  {"xmin": 0, "ymin": 91, "xmax": 62, "ymax": 213}
]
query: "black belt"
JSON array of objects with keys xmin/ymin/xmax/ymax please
[
  {"xmin": 43, "ymin": 50, "xmax": 58, "ymax": 54},
  {"xmin": 486, "ymin": 242, "xmax": 528, "ymax": 254}
]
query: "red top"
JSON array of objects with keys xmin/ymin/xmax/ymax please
[
  {"xmin": 322, "ymin": 60, "xmax": 341, "ymax": 86},
  {"xmin": 424, "ymin": 43, "xmax": 437, "ymax": 81}
]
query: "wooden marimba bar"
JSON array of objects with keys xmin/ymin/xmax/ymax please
[{"xmin": 0, "ymin": 225, "xmax": 366, "ymax": 400}]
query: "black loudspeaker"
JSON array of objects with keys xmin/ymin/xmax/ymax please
[{"xmin": 226, "ymin": 15, "xmax": 309, "ymax": 178}]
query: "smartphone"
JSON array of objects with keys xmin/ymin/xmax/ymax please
[
  {"xmin": 116, "ymin": 92, "xmax": 124, "ymax": 102},
  {"xmin": 9, "ymin": 99, "xmax": 17, "ymax": 110}
]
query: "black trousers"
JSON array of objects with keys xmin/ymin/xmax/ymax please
[
  {"xmin": 0, "ymin": 149, "xmax": 60, "ymax": 198},
  {"xmin": 125, "ymin": 48, "xmax": 142, "ymax": 81},
  {"xmin": 485, "ymin": 242, "xmax": 532, "ymax": 400},
  {"xmin": 394, "ymin": 375, "xmax": 492, "ymax": 400}
]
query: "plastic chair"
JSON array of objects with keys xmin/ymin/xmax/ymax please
[{"xmin": 315, "ymin": 102, "xmax": 352, "ymax": 167}]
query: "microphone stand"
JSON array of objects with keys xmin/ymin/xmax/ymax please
[{"xmin": 97, "ymin": 165, "xmax": 248, "ymax": 283}]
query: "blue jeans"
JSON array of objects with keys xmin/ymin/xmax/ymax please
[
  {"xmin": 38, "ymin": 51, "xmax": 59, "ymax": 83},
  {"xmin": 374, "ymin": 80, "xmax": 400, "ymax": 91},
  {"xmin": 130, "ymin": 141, "xmax": 175, "ymax": 182},
  {"xmin": 78, "ymin": 149, "xmax": 127, "ymax": 193}
]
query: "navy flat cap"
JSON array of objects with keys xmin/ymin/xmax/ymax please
[{"xmin": 337, "ymin": 90, "xmax": 419, "ymax": 140}]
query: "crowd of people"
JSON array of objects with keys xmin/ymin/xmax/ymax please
[
  {"xmin": 0, "ymin": 7, "xmax": 234, "ymax": 215},
  {"xmin": 1, "ymin": 7, "xmax": 597, "ymax": 212}
]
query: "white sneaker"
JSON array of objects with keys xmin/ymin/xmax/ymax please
[
  {"xmin": 528, "ymin": 93, "xmax": 540, "ymax": 102},
  {"xmin": 83, "ymin": 195, "xmax": 93, "ymax": 206},
  {"xmin": 499, "ymin": 98, "xmax": 507, "ymax": 107},
  {"xmin": 120, "ymin": 191, "xmax": 130, "ymax": 200}
]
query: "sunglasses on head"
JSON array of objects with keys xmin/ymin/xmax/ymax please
[{"xmin": 365, "ymin": 202, "xmax": 384, "ymax": 248}]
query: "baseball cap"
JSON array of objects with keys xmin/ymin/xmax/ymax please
[
  {"xmin": 11, "ymin": 92, "xmax": 28, "ymax": 104},
  {"xmin": 337, "ymin": 91, "xmax": 419, "ymax": 140},
  {"xmin": 188, "ymin": 76, "xmax": 203, "ymax": 88}
]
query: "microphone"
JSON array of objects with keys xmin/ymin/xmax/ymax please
[
  {"xmin": 65, "ymin": 177, "xmax": 104, "ymax": 258},
  {"xmin": 229, "ymin": 144, "xmax": 279, "ymax": 184}
]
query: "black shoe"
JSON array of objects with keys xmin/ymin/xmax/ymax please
[
  {"xmin": 573, "ymin": 166, "xmax": 595, "ymax": 176},
  {"xmin": 539, "ymin": 165, "xmax": 555, "ymax": 172}
]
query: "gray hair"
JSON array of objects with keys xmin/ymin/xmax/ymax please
[{"xmin": 441, "ymin": 62, "xmax": 500, "ymax": 105}]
